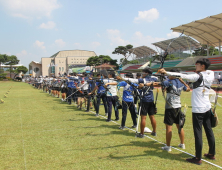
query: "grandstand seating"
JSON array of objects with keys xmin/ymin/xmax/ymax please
[
  {"xmin": 151, "ymin": 60, "xmax": 182, "ymax": 69},
  {"xmin": 208, "ymin": 57, "xmax": 222, "ymax": 64},
  {"xmin": 124, "ymin": 65, "xmax": 143, "ymax": 70}
]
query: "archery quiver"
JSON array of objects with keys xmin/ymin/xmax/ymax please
[
  {"xmin": 178, "ymin": 110, "xmax": 186, "ymax": 134},
  {"xmin": 115, "ymin": 96, "xmax": 122, "ymax": 110},
  {"xmin": 211, "ymin": 109, "xmax": 218, "ymax": 128}
]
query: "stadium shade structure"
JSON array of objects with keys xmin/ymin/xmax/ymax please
[
  {"xmin": 152, "ymin": 36, "xmax": 201, "ymax": 53},
  {"xmin": 171, "ymin": 13, "xmax": 222, "ymax": 55},
  {"xmin": 127, "ymin": 46, "xmax": 157, "ymax": 59}
]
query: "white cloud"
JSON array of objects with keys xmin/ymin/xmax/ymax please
[
  {"xmin": 167, "ymin": 32, "xmax": 180, "ymax": 39},
  {"xmin": 132, "ymin": 31, "xmax": 165, "ymax": 50},
  {"xmin": 134, "ymin": 8, "xmax": 159, "ymax": 23},
  {"xmin": 91, "ymin": 42, "xmax": 101, "ymax": 48},
  {"xmin": 39, "ymin": 21, "xmax": 56, "ymax": 29},
  {"xmin": 97, "ymin": 33, "xmax": 101, "ymax": 37},
  {"xmin": 107, "ymin": 29, "xmax": 129, "ymax": 46},
  {"xmin": 55, "ymin": 39, "xmax": 66, "ymax": 47},
  {"xmin": 0, "ymin": 0, "xmax": 60, "ymax": 19},
  {"xmin": 74, "ymin": 43, "xmax": 81, "ymax": 49},
  {"xmin": 34, "ymin": 40, "xmax": 46, "ymax": 50},
  {"xmin": 16, "ymin": 50, "xmax": 27, "ymax": 58}
]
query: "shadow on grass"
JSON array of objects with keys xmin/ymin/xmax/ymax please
[
  {"xmin": 106, "ymin": 140, "xmax": 188, "ymax": 163},
  {"xmin": 87, "ymin": 117, "xmax": 108, "ymax": 122},
  {"xmin": 63, "ymin": 118, "xmax": 86, "ymax": 122}
]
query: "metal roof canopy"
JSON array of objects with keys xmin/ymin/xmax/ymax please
[
  {"xmin": 128, "ymin": 46, "xmax": 157, "ymax": 58},
  {"xmin": 171, "ymin": 13, "xmax": 222, "ymax": 49},
  {"xmin": 152, "ymin": 36, "xmax": 201, "ymax": 53}
]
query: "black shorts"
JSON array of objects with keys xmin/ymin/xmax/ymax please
[
  {"xmin": 80, "ymin": 90, "xmax": 88, "ymax": 98},
  {"xmin": 164, "ymin": 108, "xmax": 181, "ymax": 126},
  {"xmin": 77, "ymin": 91, "xmax": 84, "ymax": 97},
  {"xmin": 54, "ymin": 87, "xmax": 59, "ymax": 91},
  {"xmin": 61, "ymin": 88, "xmax": 67, "ymax": 93},
  {"xmin": 140, "ymin": 102, "xmax": 155, "ymax": 116}
]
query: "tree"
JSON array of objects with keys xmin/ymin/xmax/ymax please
[
  {"xmin": 86, "ymin": 56, "xmax": 100, "ymax": 67},
  {"xmin": 13, "ymin": 66, "xmax": 28, "ymax": 79},
  {"xmin": 112, "ymin": 44, "xmax": 133, "ymax": 58},
  {"xmin": 86, "ymin": 55, "xmax": 118, "ymax": 71},
  {"xmin": 5, "ymin": 55, "xmax": 19, "ymax": 78},
  {"xmin": 0, "ymin": 54, "xmax": 8, "ymax": 73},
  {"xmin": 193, "ymin": 45, "xmax": 220, "ymax": 56},
  {"xmin": 16, "ymin": 66, "xmax": 28, "ymax": 74},
  {"xmin": 112, "ymin": 44, "xmax": 133, "ymax": 68}
]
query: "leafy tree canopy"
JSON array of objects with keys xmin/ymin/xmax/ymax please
[
  {"xmin": 15, "ymin": 66, "xmax": 28, "ymax": 74},
  {"xmin": 112, "ymin": 44, "xmax": 133, "ymax": 57},
  {"xmin": 0, "ymin": 54, "xmax": 8, "ymax": 64},
  {"xmin": 5, "ymin": 55, "xmax": 19, "ymax": 65},
  {"xmin": 86, "ymin": 55, "xmax": 118, "ymax": 69},
  {"xmin": 193, "ymin": 45, "xmax": 220, "ymax": 56}
]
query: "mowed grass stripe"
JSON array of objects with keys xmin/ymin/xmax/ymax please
[{"xmin": 0, "ymin": 82, "xmax": 221, "ymax": 169}]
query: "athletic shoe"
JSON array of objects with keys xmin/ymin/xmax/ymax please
[
  {"xmin": 105, "ymin": 113, "xmax": 108, "ymax": 116},
  {"xmin": 79, "ymin": 108, "xmax": 82, "ymax": 110},
  {"xmin": 90, "ymin": 107, "xmax": 93, "ymax": 109},
  {"xmin": 161, "ymin": 145, "xmax": 171, "ymax": 152},
  {"xmin": 136, "ymin": 133, "xmax": 144, "ymax": 138},
  {"xmin": 186, "ymin": 157, "xmax": 202, "ymax": 165},
  {"xmin": 114, "ymin": 118, "xmax": 119, "ymax": 121},
  {"xmin": 119, "ymin": 126, "xmax": 125, "ymax": 130},
  {"xmin": 106, "ymin": 119, "xmax": 111, "ymax": 122},
  {"xmin": 85, "ymin": 110, "xmax": 89, "ymax": 112},
  {"xmin": 204, "ymin": 153, "xmax": 215, "ymax": 160},
  {"xmin": 131, "ymin": 125, "xmax": 137, "ymax": 128},
  {"xmin": 77, "ymin": 105, "xmax": 80, "ymax": 108},
  {"xmin": 151, "ymin": 132, "xmax": 157, "ymax": 136},
  {"xmin": 95, "ymin": 113, "xmax": 99, "ymax": 117},
  {"xmin": 178, "ymin": 143, "xmax": 186, "ymax": 149}
]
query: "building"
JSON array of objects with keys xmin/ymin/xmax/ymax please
[{"xmin": 29, "ymin": 50, "xmax": 96, "ymax": 77}]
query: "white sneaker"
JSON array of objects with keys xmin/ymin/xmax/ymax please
[
  {"xmin": 178, "ymin": 143, "xmax": 185, "ymax": 149},
  {"xmin": 161, "ymin": 145, "xmax": 171, "ymax": 152}
]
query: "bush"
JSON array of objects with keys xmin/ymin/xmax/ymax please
[
  {"xmin": 7, "ymin": 78, "xmax": 13, "ymax": 81},
  {"xmin": 0, "ymin": 73, "xmax": 7, "ymax": 79}
]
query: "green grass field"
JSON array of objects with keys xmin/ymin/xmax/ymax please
[{"xmin": 0, "ymin": 81, "xmax": 222, "ymax": 170}]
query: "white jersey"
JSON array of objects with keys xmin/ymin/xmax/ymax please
[
  {"xmin": 166, "ymin": 70, "xmax": 214, "ymax": 113},
  {"xmin": 103, "ymin": 78, "xmax": 117, "ymax": 96},
  {"xmin": 79, "ymin": 81, "xmax": 89, "ymax": 90}
]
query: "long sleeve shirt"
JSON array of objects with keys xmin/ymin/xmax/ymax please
[{"xmin": 165, "ymin": 70, "xmax": 214, "ymax": 113}]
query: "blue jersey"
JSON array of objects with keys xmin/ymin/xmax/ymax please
[
  {"xmin": 138, "ymin": 76, "xmax": 158, "ymax": 102},
  {"xmin": 118, "ymin": 81, "xmax": 138, "ymax": 102},
  {"xmin": 96, "ymin": 80, "xmax": 106, "ymax": 94},
  {"xmin": 67, "ymin": 77, "xmax": 76, "ymax": 88}
]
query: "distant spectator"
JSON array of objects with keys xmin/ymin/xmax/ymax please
[{"xmin": 217, "ymin": 73, "xmax": 222, "ymax": 84}]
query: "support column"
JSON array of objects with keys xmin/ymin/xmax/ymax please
[
  {"xmin": 219, "ymin": 40, "xmax": 221, "ymax": 56},
  {"xmin": 207, "ymin": 42, "xmax": 209, "ymax": 56}
]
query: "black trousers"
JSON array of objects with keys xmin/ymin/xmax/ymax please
[
  {"xmin": 192, "ymin": 110, "xmax": 215, "ymax": 159},
  {"xmin": 67, "ymin": 88, "xmax": 73, "ymax": 103},
  {"xmin": 106, "ymin": 96, "xmax": 119, "ymax": 120},
  {"xmin": 96, "ymin": 93, "xmax": 108, "ymax": 114},
  {"xmin": 121, "ymin": 101, "xmax": 137, "ymax": 127}
]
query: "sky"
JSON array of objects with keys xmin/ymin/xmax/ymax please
[{"xmin": 0, "ymin": 0, "xmax": 222, "ymax": 68}]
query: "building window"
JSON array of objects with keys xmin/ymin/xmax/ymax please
[
  {"xmin": 59, "ymin": 67, "xmax": 61, "ymax": 72},
  {"xmin": 62, "ymin": 67, "xmax": 64, "ymax": 71},
  {"xmin": 51, "ymin": 66, "xmax": 55, "ymax": 74}
]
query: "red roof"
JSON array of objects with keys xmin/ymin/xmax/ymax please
[{"xmin": 95, "ymin": 63, "xmax": 116, "ymax": 68}]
